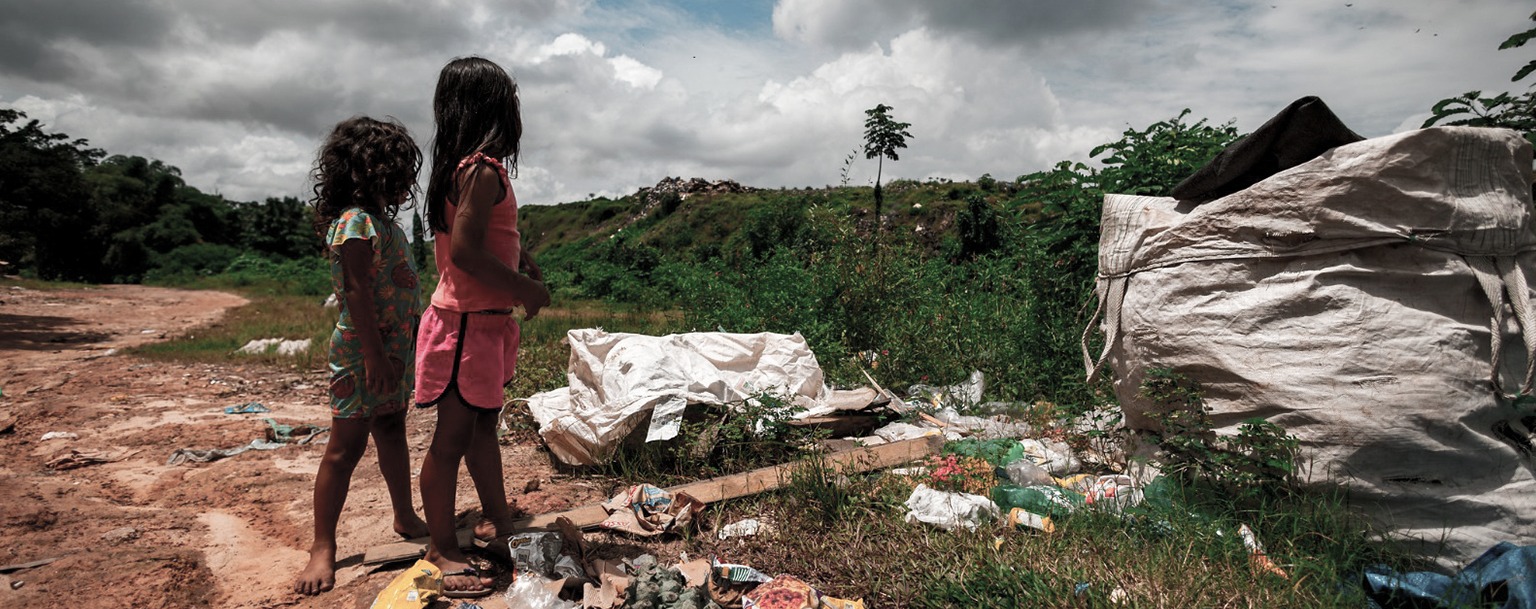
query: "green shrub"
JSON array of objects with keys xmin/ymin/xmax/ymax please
[{"xmin": 1139, "ymin": 368, "xmax": 1300, "ymax": 496}]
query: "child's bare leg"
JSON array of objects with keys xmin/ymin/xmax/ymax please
[
  {"xmin": 465, "ymin": 407, "xmax": 515, "ymax": 539},
  {"xmin": 370, "ymin": 408, "xmax": 428, "ymax": 539},
  {"xmin": 420, "ymin": 395, "xmax": 493, "ymax": 594},
  {"xmin": 294, "ymin": 417, "xmax": 371, "ymax": 595}
]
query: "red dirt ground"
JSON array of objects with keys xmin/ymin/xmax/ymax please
[{"xmin": 0, "ymin": 284, "xmax": 619, "ymax": 609}]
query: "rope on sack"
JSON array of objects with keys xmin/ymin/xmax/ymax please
[
  {"xmin": 1468, "ymin": 255, "xmax": 1536, "ymax": 399},
  {"xmin": 1082, "ymin": 276, "xmax": 1126, "ymax": 386}
]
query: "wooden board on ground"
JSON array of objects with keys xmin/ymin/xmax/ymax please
[
  {"xmin": 362, "ymin": 435, "xmax": 943, "ymax": 566},
  {"xmin": 360, "ymin": 526, "xmax": 474, "ymax": 567}
]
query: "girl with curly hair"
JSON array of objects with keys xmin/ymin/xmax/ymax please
[{"xmin": 294, "ymin": 116, "xmax": 429, "ymax": 595}]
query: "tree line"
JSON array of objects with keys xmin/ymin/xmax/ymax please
[{"xmin": 0, "ymin": 108, "xmax": 321, "ymax": 283}]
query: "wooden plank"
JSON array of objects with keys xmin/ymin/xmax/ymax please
[
  {"xmin": 361, "ymin": 526, "xmax": 474, "ymax": 566},
  {"xmin": 362, "ymin": 435, "xmax": 943, "ymax": 565},
  {"xmin": 677, "ymin": 434, "xmax": 942, "ymax": 505}
]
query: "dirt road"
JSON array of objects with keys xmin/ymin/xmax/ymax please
[{"xmin": 0, "ymin": 284, "xmax": 603, "ymax": 609}]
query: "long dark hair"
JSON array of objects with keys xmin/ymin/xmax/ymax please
[
  {"xmin": 426, "ymin": 56, "xmax": 522, "ymax": 233},
  {"xmin": 309, "ymin": 116, "xmax": 421, "ymax": 232}
]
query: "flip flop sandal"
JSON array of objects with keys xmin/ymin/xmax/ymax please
[
  {"xmin": 439, "ymin": 567, "xmax": 494, "ymax": 599},
  {"xmin": 472, "ymin": 533, "xmax": 516, "ymax": 565}
]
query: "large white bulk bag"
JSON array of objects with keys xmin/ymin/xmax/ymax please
[{"xmin": 1087, "ymin": 127, "xmax": 1536, "ymax": 566}]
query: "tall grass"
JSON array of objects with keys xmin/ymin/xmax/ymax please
[
  {"xmin": 129, "ymin": 292, "xmax": 335, "ymax": 370},
  {"xmin": 690, "ymin": 473, "xmax": 1409, "ymax": 608}
]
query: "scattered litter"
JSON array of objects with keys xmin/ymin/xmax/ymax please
[
  {"xmin": 717, "ymin": 518, "xmax": 771, "ymax": 540},
  {"xmin": 872, "ymin": 422, "xmax": 940, "ymax": 443},
  {"xmin": 503, "ymin": 575, "xmax": 578, "ymax": 609},
  {"xmin": 276, "ymin": 339, "xmax": 312, "ymax": 356},
  {"xmin": 235, "ymin": 337, "xmax": 313, "ymax": 356},
  {"xmin": 323, "ymin": 293, "xmax": 339, "ymax": 309},
  {"xmin": 47, "ymin": 448, "xmax": 138, "ymax": 470},
  {"xmin": 903, "ymin": 484, "xmax": 1000, "ymax": 532},
  {"xmin": 676, "ymin": 558, "xmax": 711, "ymax": 588},
  {"xmin": 40, "ymin": 431, "xmax": 78, "ymax": 441},
  {"xmin": 82, "ymin": 348, "xmax": 117, "ymax": 361},
  {"xmin": 1003, "ymin": 458, "xmax": 1055, "ymax": 487},
  {"xmin": 1361, "ymin": 541, "xmax": 1536, "ymax": 608},
  {"xmin": 907, "ymin": 370, "xmax": 985, "ymax": 410},
  {"xmin": 626, "ymin": 554, "xmax": 709, "ymax": 609},
  {"xmin": 369, "ymin": 559, "xmax": 441, "ymax": 609},
  {"xmin": 504, "ymin": 532, "xmax": 564, "ymax": 579},
  {"xmin": 235, "ymin": 338, "xmax": 280, "ymax": 354},
  {"xmin": 263, "ymin": 418, "xmax": 328, "ymax": 444},
  {"xmin": 581, "ymin": 559, "xmax": 630, "ymax": 609},
  {"xmin": 166, "ymin": 439, "xmax": 285, "ymax": 465},
  {"xmin": 1081, "ymin": 475, "xmax": 1144, "ymax": 512},
  {"xmin": 711, "ymin": 557, "xmax": 773, "ymax": 585},
  {"xmin": 743, "ymin": 574, "xmax": 820, "ymax": 609},
  {"xmin": 821, "ymin": 596, "xmax": 868, "ymax": 609},
  {"xmin": 992, "ymin": 485, "xmax": 1083, "ymax": 519},
  {"xmin": 0, "ymin": 557, "xmax": 59, "ymax": 574},
  {"xmin": 140, "ymin": 329, "xmax": 157, "ymax": 334},
  {"xmin": 1006, "ymin": 507, "xmax": 1056, "ymax": 533},
  {"xmin": 598, "ymin": 484, "xmax": 705, "ymax": 537},
  {"xmin": 524, "ymin": 330, "xmax": 835, "ymax": 466},
  {"xmin": 1238, "ymin": 524, "xmax": 1289, "ymax": 579},
  {"xmin": 223, "ymin": 402, "xmax": 269, "ymax": 414},
  {"xmin": 1018, "ymin": 438, "xmax": 1081, "ymax": 475},
  {"xmin": 9, "ymin": 579, "xmax": 21, "ymax": 590}
]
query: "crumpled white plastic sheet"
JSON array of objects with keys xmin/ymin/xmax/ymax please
[
  {"xmin": 525, "ymin": 329, "xmax": 831, "ymax": 466},
  {"xmin": 903, "ymin": 484, "xmax": 1000, "ymax": 531}
]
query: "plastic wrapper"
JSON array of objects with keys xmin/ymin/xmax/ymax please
[{"xmin": 368, "ymin": 559, "xmax": 441, "ymax": 609}]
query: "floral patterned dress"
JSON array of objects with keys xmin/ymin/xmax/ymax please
[{"xmin": 325, "ymin": 207, "xmax": 422, "ymax": 419}]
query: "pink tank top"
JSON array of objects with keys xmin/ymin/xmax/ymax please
[{"xmin": 429, "ymin": 153, "xmax": 522, "ymax": 312}]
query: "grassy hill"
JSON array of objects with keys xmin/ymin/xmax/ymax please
[{"xmin": 520, "ymin": 174, "xmax": 1036, "ymax": 263}]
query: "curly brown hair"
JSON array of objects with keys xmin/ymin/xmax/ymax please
[{"xmin": 310, "ymin": 116, "xmax": 421, "ymax": 232}]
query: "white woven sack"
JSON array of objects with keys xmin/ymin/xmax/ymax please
[{"xmin": 1087, "ymin": 127, "xmax": 1536, "ymax": 567}]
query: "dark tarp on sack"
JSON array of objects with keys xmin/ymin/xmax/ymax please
[{"xmin": 1170, "ymin": 96, "xmax": 1363, "ymax": 202}]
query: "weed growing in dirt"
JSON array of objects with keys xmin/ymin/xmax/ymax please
[{"xmin": 1139, "ymin": 368, "xmax": 1300, "ymax": 496}]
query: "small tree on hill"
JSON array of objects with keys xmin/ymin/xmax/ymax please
[
  {"xmin": 410, "ymin": 208, "xmax": 429, "ymax": 272},
  {"xmin": 862, "ymin": 104, "xmax": 912, "ymax": 238}
]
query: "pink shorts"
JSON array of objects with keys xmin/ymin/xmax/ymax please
[{"xmin": 415, "ymin": 305, "xmax": 521, "ymax": 411}]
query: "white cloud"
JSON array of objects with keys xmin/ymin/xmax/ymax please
[{"xmin": 1, "ymin": 0, "xmax": 1530, "ymax": 207}]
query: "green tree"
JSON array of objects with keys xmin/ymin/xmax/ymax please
[
  {"xmin": 862, "ymin": 104, "xmax": 912, "ymax": 235},
  {"xmin": 410, "ymin": 208, "xmax": 429, "ymax": 272},
  {"xmin": 240, "ymin": 196, "xmax": 321, "ymax": 259},
  {"xmin": 1423, "ymin": 11, "xmax": 1536, "ymax": 145},
  {"xmin": 0, "ymin": 109, "xmax": 104, "ymax": 279}
]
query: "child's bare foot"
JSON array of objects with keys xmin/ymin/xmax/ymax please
[
  {"xmin": 394, "ymin": 513, "xmax": 429, "ymax": 540},
  {"xmin": 472, "ymin": 515, "xmax": 518, "ymax": 542},
  {"xmin": 425, "ymin": 549, "xmax": 493, "ymax": 598},
  {"xmin": 293, "ymin": 545, "xmax": 336, "ymax": 595}
]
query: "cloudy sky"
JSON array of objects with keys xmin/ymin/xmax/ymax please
[{"xmin": 2, "ymin": 0, "xmax": 1530, "ymax": 205}]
